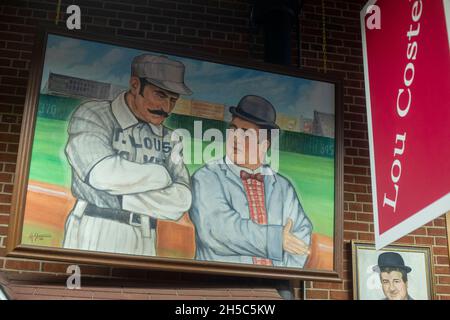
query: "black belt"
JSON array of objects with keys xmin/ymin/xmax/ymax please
[{"xmin": 84, "ymin": 204, "xmax": 157, "ymax": 229}]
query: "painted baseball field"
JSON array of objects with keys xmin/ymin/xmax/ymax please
[{"xmin": 23, "ymin": 111, "xmax": 334, "ymax": 269}]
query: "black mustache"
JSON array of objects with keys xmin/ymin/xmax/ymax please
[{"xmin": 148, "ymin": 109, "xmax": 169, "ymax": 117}]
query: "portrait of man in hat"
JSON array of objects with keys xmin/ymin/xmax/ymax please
[
  {"xmin": 189, "ymin": 95, "xmax": 313, "ymax": 268},
  {"xmin": 373, "ymin": 252, "xmax": 414, "ymax": 300},
  {"xmin": 62, "ymin": 54, "xmax": 193, "ymax": 256}
]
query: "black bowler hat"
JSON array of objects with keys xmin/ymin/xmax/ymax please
[
  {"xmin": 372, "ymin": 252, "xmax": 412, "ymax": 273},
  {"xmin": 229, "ymin": 95, "xmax": 280, "ymax": 130}
]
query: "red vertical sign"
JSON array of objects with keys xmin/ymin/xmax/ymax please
[{"xmin": 361, "ymin": 0, "xmax": 450, "ymax": 249}]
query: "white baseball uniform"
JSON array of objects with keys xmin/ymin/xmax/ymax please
[{"xmin": 62, "ymin": 91, "xmax": 191, "ymax": 256}]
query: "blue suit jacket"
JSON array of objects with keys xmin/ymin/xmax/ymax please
[{"xmin": 189, "ymin": 157, "xmax": 313, "ymax": 268}]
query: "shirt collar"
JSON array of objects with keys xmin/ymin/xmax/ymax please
[
  {"xmin": 111, "ymin": 91, "xmax": 164, "ymax": 136},
  {"xmin": 112, "ymin": 91, "xmax": 138, "ymax": 130},
  {"xmin": 225, "ymin": 155, "xmax": 263, "ymax": 177}
]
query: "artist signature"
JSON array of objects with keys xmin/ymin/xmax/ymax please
[{"xmin": 28, "ymin": 233, "xmax": 52, "ymax": 243}]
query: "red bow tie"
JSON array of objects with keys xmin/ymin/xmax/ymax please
[{"xmin": 240, "ymin": 170, "xmax": 264, "ymax": 182}]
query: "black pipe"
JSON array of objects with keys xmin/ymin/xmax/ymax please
[{"xmin": 251, "ymin": 0, "xmax": 301, "ymax": 66}]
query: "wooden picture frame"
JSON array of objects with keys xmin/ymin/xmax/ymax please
[
  {"xmin": 7, "ymin": 25, "xmax": 344, "ymax": 281},
  {"xmin": 352, "ymin": 241, "xmax": 435, "ymax": 300}
]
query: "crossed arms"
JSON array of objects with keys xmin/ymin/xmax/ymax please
[{"xmin": 65, "ymin": 105, "xmax": 191, "ymax": 220}]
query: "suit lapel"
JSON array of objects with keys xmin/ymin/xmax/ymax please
[
  {"xmin": 262, "ymin": 165, "xmax": 277, "ymax": 205},
  {"xmin": 219, "ymin": 158, "xmax": 278, "ymax": 199},
  {"xmin": 219, "ymin": 158, "xmax": 245, "ymax": 192}
]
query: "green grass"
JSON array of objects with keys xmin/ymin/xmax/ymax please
[
  {"xmin": 278, "ymin": 152, "xmax": 334, "ymax": 237},
  {"xmin": 29, "ymin": 117, "xmax": 335, "ymax": 237},
  {"xmin": 29, "ymin": 117, "xmax": 72, "ymax": 188}
]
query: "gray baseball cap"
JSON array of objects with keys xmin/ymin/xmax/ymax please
[{"xmin": 131, "ymin": 54, "xmax": 193, "ymax": 95}]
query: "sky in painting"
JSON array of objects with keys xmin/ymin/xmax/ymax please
[{"xmin": 41, "ymin": 34, "xmax": 335, "ymax": 119}]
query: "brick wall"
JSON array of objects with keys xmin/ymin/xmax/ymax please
[{"xmin": 0, "ymin": 0, "xmax": 448, "ymax": 300}]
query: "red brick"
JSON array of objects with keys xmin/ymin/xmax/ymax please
[
  {"xmin": 306, "ymin": 289, "xmax": 329, "ymax": 300},
  {"xmin": 344, "ymin": 231, "xmax": 357, "ymax": 240},
  {"xmin": 0, "ymin": 194, "xmax": 12, "ymax": 204},
  {"xmin": 435, "ymin": 237, "xmax": 448, "ymax": 246},
  {"xmin": 435, "ymin": 266, "xmax": 450, "ymax": 275},
  {"xmin": 436, "ymin": 256, "xmax": 449, "ymax": 265},
  {"xmin": 0, "ymin": 225, "xmax": 9, "ymax": 235},
  {"xmin": 409, "ymin": 227, "xmax": 426, "ymax": 236},
  {"xmin": 0, "ymin": 214, "xmax": 9, "ymax": 224},
  {"xmin": 354, "ymin": 176, "xmax": 371, "ymax": 184},
  {"xmin": 426, "ymin": 227, "xmax": 447, "ymax": 237},
  {"xmin": 344, "ymin": 221, "xmax": 369, "ymax": 232},
  {"xmin": 5, "ymin": 259, "xmax": 40, "ymax": 271},
  {"xmin": 344, "ymin": 192, "xmax": 355, "ymax": 201},
  {"xmin": 356, "ymin": 212, "xmax": 373, "ymax": 222},
  {"xmin": 345, "ymin": 184, "xmax": 366, "ymax": 194},
  {"xmin": 4, "ymin": 164, "xmax": 15, "ymax": 172},
  {"xmin": 433, "ymin": 217, "xmax": 446, "ymax": 227},
  {"xmin": 358, "ymin": 233, "xmax": 374, "ymax": 241},
  {"xmin": 348, "ymin": 202, "xmax": 362, "ymax": 212},
  {"xmin": 313, "ymin": 282, "xmax": 344, "ymax": 290},
  {"xmin": 353, "ymin": 157, "xmax": 370, "ymax": 166},
  {"xmin": 0, "ymin": 153, "xmax": 17, "ymax": 163},
  {"xmin": 0, "ymin": 205, "xmax": 10, "ymax": 214},
  {"xmin": 330, "ymin": 290, "xmax": 351, "ymax": 300},
  {"xmin": 433, "ymin": 246, "xmax": 449, "ymax": 257},
  {"xmin": 344, "ymin": 175, "xmax": 354, "ymax": 183},
  {"xmin": 436, "ymin": 285, "xmax": 450, "ymax": 294},
  {"xmin": 355, "ymin": 194, "xmax": 372, "ymax": 203},
  {"xmin": 41, "ymin": 262, "xmax": 111, "ymax": 277},
  {"xmin": 394, "ymin": 236, "xmax": 415, "ymax": 244},
  {"xmin": 0, "ymin": 173, "xmax": 12, "ymax": 183},
  {"xmin": 344, "ymin": 156, "xmax": 352, "ymax": 165},
  {"xmin": 414, "ymin": 237, "xmax": 434, "ymax": 246},
  {"xmin": 345, "ymin": 130, "xmax": 365, "ymax": 140},
  {"xmin": 344, "ymin": 212, "xmax": 355, "ymax": 221},
  {"xmin": 438, "ymin": 276, "xmax": 450, "ymax": 285},
  {"xmin": 346, "ymin": 148, "xmax": 358, "ymax": 156}
]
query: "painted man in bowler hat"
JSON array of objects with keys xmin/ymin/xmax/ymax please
[
  {"xmin": 373, "ymin": 252, "xmax": 414, "ymax": 300},
  {"xmin": 189, "ymin": 95, "xmax": 313, "ymax": 268},
  {"xmin": 63, "ymin": 54, "xmax": 193, "ymax": 256}
]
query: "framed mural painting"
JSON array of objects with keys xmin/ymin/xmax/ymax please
[
  {"xmin": 7, "ymin": 26, "xmax": 344, "ymax": 281},
  {"xmin": 352, "ymin": 241, "xmax": 435, "ymax": 300}
]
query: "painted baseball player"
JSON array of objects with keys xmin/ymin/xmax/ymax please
[{"xmin": 62, "ymin": 54, "xmax": 193, "ymax": 256}]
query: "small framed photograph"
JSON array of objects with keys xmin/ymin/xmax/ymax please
[{"xmin": 352, "ymin": 241, "xmax": 435, "ymax": 300}]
